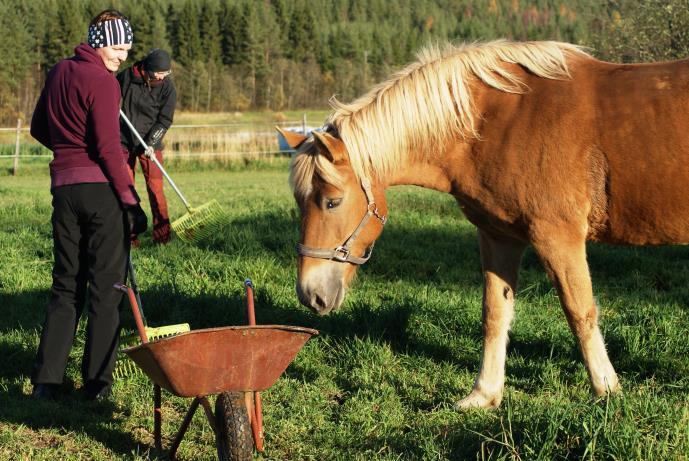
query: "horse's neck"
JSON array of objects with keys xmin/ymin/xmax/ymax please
[{"xmin": 386, "ymin": 162, "xmax": 453, "ymax": 193}]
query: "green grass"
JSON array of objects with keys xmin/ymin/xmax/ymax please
[{"xmin": 2, "ymin": 164, "xmax": 689, "ymax": 460}]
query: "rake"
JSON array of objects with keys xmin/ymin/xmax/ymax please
[
  {"xmin": 119, "ymin": 110, "xmax": 226, "ymax": 243},
  {"xmin": 113, "ymin": 254, "xmax": 190, "ymax": 379}
]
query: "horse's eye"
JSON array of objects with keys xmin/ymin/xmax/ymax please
[{"xmin": 326, "ymin": 198, "xmax": 342, "ymax": 209}]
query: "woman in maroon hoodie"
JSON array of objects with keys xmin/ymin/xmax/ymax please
[{"xmin": 30, "ymin": 9, "xmax": 147, "ymax": 401}]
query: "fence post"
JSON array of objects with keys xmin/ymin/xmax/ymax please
[
  {"xmin": 302, "ymin": 113, "xmax": 307, "ymax": 135},
  {"xmin": 13, "ymin": 119, "xmax": 21, "ymax": 176}
]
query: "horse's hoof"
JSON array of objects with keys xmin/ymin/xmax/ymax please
[
  {"xmin": 454, "ymin": 390, "xmax": 501, "ymax": 410},
  {"xmin": 593, "ymin": 378, "xmax": 622, "ymax": 397}
]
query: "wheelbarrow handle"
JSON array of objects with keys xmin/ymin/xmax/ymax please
[
  {"xmin": 243, "ymin": 278, "xmax": 264, "ymax": 451},
  {"xmin": 114, "ymin": 283, "xmax": 149, "ymax": 344},
  {"xmin": 244, "ymin": 279, "xmax": 256, "ymax": 326},
  {"xmin": 127, "ymin": 254, "xmax": 146, "ymax": 326}
]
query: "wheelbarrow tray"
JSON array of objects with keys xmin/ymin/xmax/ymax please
[{"xmin": 123, "ymin": 325, "xmax": 318, "ymax": 397}]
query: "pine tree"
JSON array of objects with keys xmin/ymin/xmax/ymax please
[
  {"xmin": 287, "ymin": 0, "xmax": 317, "ymax": 62},
  {"xmin": 124, "ymin": 0, "xmax": 170, "ymax": 63},
  {"xmin": 239, "ymin": 1, "xmax": 263, "ymax": 105},
  {"xmin": 220, "ymin": 1, "xmax": 243, "ymax": 66},
  {"xmin": 201, "ymin": 0, "xmax": 222, "ymax": 66},
  {"xmin": 270, "ymin": 0, "xmax": 290, "ymax": 49},
  {"xmin": 41, "ymin": 0, "xmax": 85, "ymax": 68},
  {"xmin": 0, "ymin": 0, "xmax": 35, "ymax": 119},
  {"xmin": 175, "ymin": 0, "xmax": 203, "ymax": 66}
]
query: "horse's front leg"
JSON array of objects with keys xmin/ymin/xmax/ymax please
[
  {"xmin": 456, "ymin": 230, "xmax": 525, "ymax": 409},
  {"xmin": 532, "ymin": 224, "xmax": 620, "ymax": 396}
]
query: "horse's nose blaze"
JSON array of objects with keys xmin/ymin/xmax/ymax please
[{"xmin": 295, "ymin": 261, "xmax": 348, "ymax": 315}]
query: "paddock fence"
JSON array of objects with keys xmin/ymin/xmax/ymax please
[{"xmin": 0, "ymin": 114, "xmax": 317, "ymax": 175}]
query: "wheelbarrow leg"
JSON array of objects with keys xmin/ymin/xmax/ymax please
[
  {"xmin": 154, "ymin": 385, "xmax": 162, "ymax": 452},
  {"xmin": 199, "ymin": 397, "xmax": 218, "ymax": 434},
  {"xmin": 250, "ymin": 392, "xmax": 264, "ymax": 452},
  {"xmin": 169, "ymin": 397, "xmax": 202, "ymax": 460}
]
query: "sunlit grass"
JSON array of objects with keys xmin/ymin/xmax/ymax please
[{"xmin": 2, "ymin": 166, "xmax": 689, "ymax": 459}]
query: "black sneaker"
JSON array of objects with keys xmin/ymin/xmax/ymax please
[
  {"xmin": 31, "ymin": 383, "xmax": 59, "ymax": 400},
  {"xmin": 82, "ymin": 381, "xmax": 112, "ymax": 402}
]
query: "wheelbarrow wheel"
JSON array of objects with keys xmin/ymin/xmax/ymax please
[{"xmin": 215, "ymin": 392, "xmax": 253, "ymax": 461}]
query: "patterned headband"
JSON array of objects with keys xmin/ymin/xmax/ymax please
[{"xmin": 87, "ymin": 19, "xmax": 133, "ymax": 48}]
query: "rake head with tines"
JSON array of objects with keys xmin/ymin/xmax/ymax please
[
  {"xmin": 171, "ymin": 199, "xmax": 227, "ymax": 243},
  {"xmin": 114, "ymin": 323, "xmax": 191, "ymax": 379},
  {"xmin": 113, "ymin": 260, "xmax": 191, "ymax": 379},
  {"xmin": 119, "ymin": 110, "xmax": 228, "ymax": 245}
]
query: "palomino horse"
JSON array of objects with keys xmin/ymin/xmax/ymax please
[{"xmin": 281, "ymin": 40, "xmax": 689, "ymax": 409}]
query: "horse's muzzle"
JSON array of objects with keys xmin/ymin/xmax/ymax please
[{"xmin": 296, "ymin": 266, "xmax": 346, "ymax": 315}]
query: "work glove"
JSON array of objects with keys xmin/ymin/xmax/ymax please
[
  {"xmin": 145, "ymin": 126, "xmax": 167, "ymax": 147},
  {"xmin": 126, "ymin": 203, "xmax": 148, "ymax": 238}
]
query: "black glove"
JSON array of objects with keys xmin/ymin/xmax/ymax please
[
  {"xmin": 126, "ymin": 203, "xmax": 148, "ymax": 237},
  {"xmin": 144, "ymin": 126, "xmax": 167, "ymax": 149}
]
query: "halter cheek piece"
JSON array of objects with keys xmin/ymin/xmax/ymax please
[{"xmin": 296, "ymin": 177, "xmax": 387, "ymax": 265}]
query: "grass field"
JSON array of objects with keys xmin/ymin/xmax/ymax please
[{"xmin": 2, "ymin": 162, "xmax": 689, "ymax": 460}]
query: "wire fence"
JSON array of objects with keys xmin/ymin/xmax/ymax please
[{"xmin": 0, "ymin": 115, "xmax": 316, "ymax": 175}]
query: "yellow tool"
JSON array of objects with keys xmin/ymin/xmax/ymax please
[{"xmin": 120, "ymin": 110, "xmax": 226, "ymax": 243}]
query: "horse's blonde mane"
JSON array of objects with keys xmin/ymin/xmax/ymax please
[{"xmin": 290, "ymin": 40, "xmax": 589, "ymax": 198}]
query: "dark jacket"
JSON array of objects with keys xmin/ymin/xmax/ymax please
[
  {"xmin": 30, "ymin": 44, "xmax": 138, "ymax": 207},
  {"xmin": 117, "ymin": 63, "xmax": 176, "ymax": 152}
]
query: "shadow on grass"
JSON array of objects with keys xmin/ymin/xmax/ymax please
[
  {"xmin": 4, "ymin": 209, "xmax": 689, "ymax": 458},
  {"xmin": 5, "ymin": 208, "xmax": 689, "ymax": 383},
  {"xmin": 0, "ymin": 336, "xmax": 149, "ymax": 459},
  {"xmin": 193, "ymin": 210, "xmax": 483, "ymax": 283},
  {"xmin": 194, "ymin": 210, "xmax": 689, "ymax": 302},
  {"xmin": 0, "ymin": 382, "xmax": 149, "ymax": 458}
]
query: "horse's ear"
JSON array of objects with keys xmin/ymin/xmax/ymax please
[
  {"xmin": 312, "ymin": 131, "xmax": 346, "ymax": 163},
  {"xmin": 275, "ymin": 127, "xmax": 308, "ymax": 149}
]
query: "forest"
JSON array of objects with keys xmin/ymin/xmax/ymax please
[{"xmin": 1, "ymin": 0, "xmax": 689, "ymax": 124}]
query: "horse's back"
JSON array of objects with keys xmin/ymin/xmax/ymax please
[
  {"xmin": 588, "ymin": 58, "xmax": 689, "ymax": 244},
  {"xmin": 465, "ymin": 56, "xmax": 689, "ymax": 245}
]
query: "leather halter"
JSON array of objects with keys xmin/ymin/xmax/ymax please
[{"xmin": 296, "ymin": 177, "xmax": 387, "ymax": 265}]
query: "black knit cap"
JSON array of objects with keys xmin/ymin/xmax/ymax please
[{"xmin": 143, "ymin": 49, "xmax": 171, "ymax": 72}]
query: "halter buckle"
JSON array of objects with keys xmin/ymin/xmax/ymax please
[
  {"xmin": 368, "ymin": 203, "xmax": 387, "ymax": 224},
  {"xmin": 333, "ymin": 246, "xmax": 350, "ymax": 262}
]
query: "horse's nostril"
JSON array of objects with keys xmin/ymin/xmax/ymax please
[{"xmin": 313, "ymin": 294, "xmax": 327, "ymax": 310}]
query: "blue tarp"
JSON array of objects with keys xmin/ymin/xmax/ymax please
[{"xmin": 276, "ymin": 127, "xmax": 320, "ymax": 153}]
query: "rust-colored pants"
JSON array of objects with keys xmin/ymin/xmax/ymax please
[{"xmin": 126, "ymin": 149, "xmax": 171, "ymax": 244}]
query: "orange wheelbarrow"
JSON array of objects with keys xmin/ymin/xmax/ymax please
[{"xmin": 114, "ymin": 279, "xmax": 318, "ymax": 460}]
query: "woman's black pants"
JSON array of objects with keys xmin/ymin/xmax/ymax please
[{"xmin": 32, "ymin": 183, "xmax": 129, "ymax": 386}]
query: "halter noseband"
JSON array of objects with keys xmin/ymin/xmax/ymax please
[{"xmin": 296, "ymin": 177, "xmax": 387, "ymax": 265}]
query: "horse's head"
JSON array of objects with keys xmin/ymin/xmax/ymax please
[{"xmin": 282, "ymin": 127, "xmax": 388, "ymax": 315}]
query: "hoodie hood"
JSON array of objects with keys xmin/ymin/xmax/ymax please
[{"xmin": 73, "ymin": 43, "xmax": 108, "ymax": 71}]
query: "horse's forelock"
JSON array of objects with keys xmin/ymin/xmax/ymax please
[{"xmin": 289, "ymin": 141, "xmax": 345, "ymax": 203}]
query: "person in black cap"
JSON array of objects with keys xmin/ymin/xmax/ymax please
[{"xmin": 118, "ymin": 49, "xmax": 177, "ymax": 245}]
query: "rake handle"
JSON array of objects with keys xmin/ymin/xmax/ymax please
[
  {"xmin": 114, "ymin": 283, "xmax": 148, "ymax": 344},
  {"xmin": 119, "ymin": 110, "xmax": 193, "ymax": 212}
]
